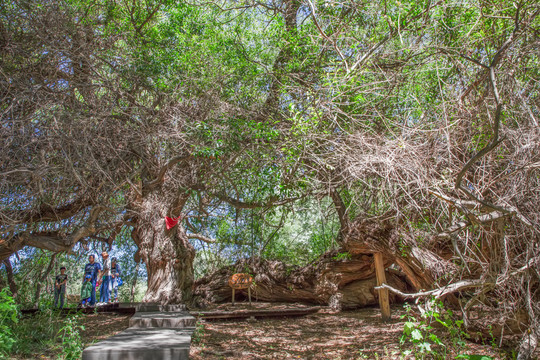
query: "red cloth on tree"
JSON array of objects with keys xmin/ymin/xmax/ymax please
[{"xmin": 165, "ymin": 215, "xmax": 182, "ymax": 230}]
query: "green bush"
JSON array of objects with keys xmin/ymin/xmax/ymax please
[
  {"xmin": 10, "ymin": 309, "xmax": 85, "ymax": 359},
  {"xmin": 57, "ymin": 314, "xmax": 84, "ymax": 360},
  {"xmin": 11, "ymin": 309, "xmax": 59, "ymax": 356},
  {"xmin": 0, "ymin": 289, "xmax": 18, "ymax": 356},
  {"xmin": 400, "ymin": 298, "xmax": 468, "ymax": 359}
]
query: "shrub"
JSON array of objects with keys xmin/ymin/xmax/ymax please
[
  {"xmin": 0, "ymin": 289, "xmax": 19, "ymax": 356},
  {"xmin": 57, "ymin": 314, "xmax": 84, "ymax": 360}
]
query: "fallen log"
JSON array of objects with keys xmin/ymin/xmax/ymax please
[
  {"xmin": 194, "ymin": 218, "xmax": 453, "ymax": 311},
  {"xmin": 193, "ymin": 253, "xmax": 411, "ymax": 310},
  {"xmin": 21, "ymin": 304, "xmax": 137, "ymax": 316}
]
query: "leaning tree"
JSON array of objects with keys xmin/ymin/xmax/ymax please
[
  {"xmin": 0, "ymin": 0, "xmax": 326, "ymax": 303},
  {"xmin": 0, "ymin": 0, "xmax": 264, "ymax": 303}
]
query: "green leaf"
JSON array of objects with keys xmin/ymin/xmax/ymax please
[{"xmin": 411, "ymin": 329, "xmax": 423, "ymax": 341}]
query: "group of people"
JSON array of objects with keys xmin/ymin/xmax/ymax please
[
  {"xmin": 53, "ymin": 251, "xmax": 123, "ymax": 308},
  {"xmin": 81, "ymin": 251, "xmax": 122, "ymax": 307}
]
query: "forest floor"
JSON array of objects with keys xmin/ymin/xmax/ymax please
[
  {"xmin": 80, "ymin": 312, "xmax": 132, "ymax": 343},
  {"xmin": 189, "ymin": 303, "xmax": 506, "ymax": 360},
  {"xmin": 13, "ymin": 303, "xmax": 520, "ymax": 359},
  {"xmin": 12, "ymin": 311, "xmax": 132, "ymax": 360}
]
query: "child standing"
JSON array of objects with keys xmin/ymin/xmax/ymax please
[{"xmin": 81, "ymin": 274, "xmax": 93, "ymax": 307}]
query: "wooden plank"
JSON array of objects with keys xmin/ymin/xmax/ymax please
[
  {"xmin": 21, "ymin": 304, "xmax": 136, "ymax": 316},
  {"xmin": 374, "ymin": 252, "xmax": 391, "ymax": 322},
  {"xmin": 191, "ymin": 306, "xmax": 322, "ymax": 320}
]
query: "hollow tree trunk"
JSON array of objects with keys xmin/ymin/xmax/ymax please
[{"xmin": 134, "ymin": 188, "xmax": 195, "ymax": 305}]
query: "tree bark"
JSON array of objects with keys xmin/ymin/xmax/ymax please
[
  {"xmin": 130, "ymin": 261, "xmax": 140, "ymax": 302},
  {"xmin": 2, "ymin": 258, "xmax": 18, "ymax": 298},
  {"xmin": 133, "ymin": 187, "xmax": 195, "ymax": 304},
  {"xmin": 33, "ymin": 253, "xmax": 56, "ymax": 307},
  {"xmin": 330, "ymin": 189, "xmax": 349, "ymax": 241},
  {"xmin": 345, "ymin": 217, "xmax": 437, "ymax": 291},
  {"xmin": 193, "ymin": 252, "xmax": 411, "ymax": 310}
]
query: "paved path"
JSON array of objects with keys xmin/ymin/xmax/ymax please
[{"xmin": 82, "ymin": 303, "xmax": 195, "ymax": 360}]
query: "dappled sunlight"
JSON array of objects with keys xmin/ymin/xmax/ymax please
[
  {"xmin": 190, "ymin": 307, "xmax": 504, "ymax": 359},
  {"xmin": 81, "ymin": 314, "xmax": 131, "ymax": 342}
]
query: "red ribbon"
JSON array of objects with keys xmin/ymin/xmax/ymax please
[{"xmin": 165, "ymin": 215, "xmax": 182, "ymax": 230}]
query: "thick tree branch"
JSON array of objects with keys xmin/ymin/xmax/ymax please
[
  {"xmin": 330, "ymin": 188, "xmax": 349, "ymax": 240},
  {"xmin": 187, "ymin": 233, "xmax": 216, "ymax": 243},
  {"xmin": 436, "ymin": 211, "xmax": 514, "ymax": 239},
  {"xmin": 1, "ymin": 195, "xmax": 94, "ymax": 224},
  {"xmin": 0, "ymin": 206, "xmax": 118, "ymax": 261},
  {"xmin": 429, "ymin": 190, "xmax": 480, "ymax": 210},
  {"xmin": 144, "ymin": 155, "xmax": 192, "ymax": 190},
  {"xmin": 2, "ymin": 258, "xmax": 18, "ymax": 297}
]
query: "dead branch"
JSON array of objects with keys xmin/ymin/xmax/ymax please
[{"xmin": 375, "ymin": 279, "xmax": 491, "ymax": 300}]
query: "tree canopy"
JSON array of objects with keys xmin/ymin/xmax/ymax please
[{"xmin": 1, "ymin": 0, "xmax": 539, "ymax": 354}]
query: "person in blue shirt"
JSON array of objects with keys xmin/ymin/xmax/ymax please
[{"xmin": 83, "ymin": 254, "xmax": 101, "ymax": 306}]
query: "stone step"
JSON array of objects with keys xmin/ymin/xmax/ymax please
[
  {"xmin": 121, "ymin": 303, "xmax": 187, "ymax": 312},
  {"xmin": 129, "ymin": 311, "xmax": 196, "ymax": 329},
  {"xmin": 160, "ymin": 304, "xmax": 187, "ymax": 312},
  {"xmin": 82, "ymin": 328, "xmax": 192, "ymax": 360}
]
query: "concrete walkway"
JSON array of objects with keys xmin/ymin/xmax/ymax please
[{"xmin": 82, "ymin": 303, "xmax": 195, "ymax": 360}]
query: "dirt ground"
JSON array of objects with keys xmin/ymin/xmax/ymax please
[
  {"xmin": 69, "ymin": 303, "xmax": 528, "ymax": 360},
  {"xmin": 81, "ymin": 312, "xmax": 132, "ymax": 343},
  {"xmin": 188, "ymin": 303, "xmax": 506, "ymax": 360}
]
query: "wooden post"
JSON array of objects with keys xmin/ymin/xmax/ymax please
[
  {"xmin": 374, "ymin": 252, "xmax": 391, "ymax": 322},
  {"xmin": 248, "ymin": 287, "xmax": 252, "ymax": 305},
  {"xmin": 232, "ymin": 288, "xmax": 235, "ymax": 306}
]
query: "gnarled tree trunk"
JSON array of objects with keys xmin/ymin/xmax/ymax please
[
  {"xmin": 194, "ymin": 217, "xmax": 450, "ymax": 310},
  {"xmin": 133, "ymin": 187, "xmax": 195, "ymax": 305}
]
